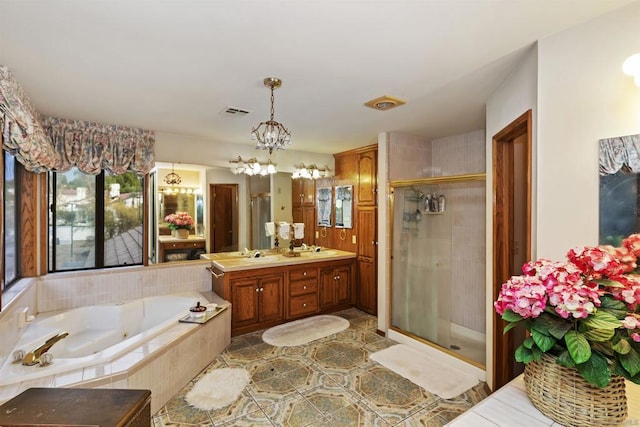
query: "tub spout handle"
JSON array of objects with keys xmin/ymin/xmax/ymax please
[
  {"xmin": 206, "ymin": 266, "xmax": 225, "ymax": 279},
  {"xmin": 12, "ymin": 349, "xmax": 25, "ymax": 364},
  {"xmin": 22, "ymin": 332, "xmax": 69, "ymax": 366}
]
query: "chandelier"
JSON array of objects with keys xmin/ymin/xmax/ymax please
[
  {"xmin": 251, "ymin": 77, "xmax": 292, "ymax": 154},
  {"xmin": 229, "ymin": 157, "xmax": 277, "ymax": 176},
  {"xmin": 164, "ymin": 163, "xmax": 182, "ymax": 185},
  {"xmin": 292, "ymin": 164, "xmax": 331, "ymax": 180}
]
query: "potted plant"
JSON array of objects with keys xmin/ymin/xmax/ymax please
[
  {"xmin": 494, "ymin": 234, "xmax": 640, "ymax": 426},
  {"xmin": 164, "ymin": 212, "xmax": 194, "ymax": 239}
]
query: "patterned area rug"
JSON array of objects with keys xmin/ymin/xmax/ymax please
[
  {"xmin": 262, "ymin": 315, "xmax": 349, "ymax": 346},
  {"xmin": 185, "ymin": 368, "xmax": 250, "ymax": 411},
  {"xmin": 370, "ymin": 344, "xmax": 479, "ymax": 399}
]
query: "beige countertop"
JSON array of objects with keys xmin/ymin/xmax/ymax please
[
  {"xmin": 158, "ymin": 235, "xmax": 206, "ymax": 242},
  {"xmin": 203, "ymin": 249, "xmax": 356, "ymax": 272}
]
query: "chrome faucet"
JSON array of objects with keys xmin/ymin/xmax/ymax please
[{"xmin": 21, "ymin": 332, "xmax": 69, "ymax": 366}]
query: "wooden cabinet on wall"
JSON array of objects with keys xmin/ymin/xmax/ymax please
[
  {"xmin": 292, "ymin": 178, "xmax": 316, "ymax": 245},
  {"xmin": 333, "ymin": 144, "xmax": 378, "ymax": 316}
]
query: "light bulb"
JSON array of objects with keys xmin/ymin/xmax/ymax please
[
  {"xmin": 623, "ymin": 53, "xmax": 640, "ymax": 76},
  {"xmin": 267, "ymin": 163, "xmax": 276, "ymax": 174}
]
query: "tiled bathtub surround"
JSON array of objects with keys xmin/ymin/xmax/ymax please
[{"xmin": 0, "ymin": 260, "xmax": 224, "ymax": 413}]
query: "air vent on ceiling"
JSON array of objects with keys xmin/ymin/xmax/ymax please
[
  {"xmin": 363, "ymin": 95, "xmax": 406, "ymax": 111},
  {"xmin": 221, "ymin": 106, "xmax": 251, "ymax": 117}
]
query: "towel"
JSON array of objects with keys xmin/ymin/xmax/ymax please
[
  {"xmin": 293, "ymin": 223, "xmax": 305, "ymax": 239},
  {"xmin": 265, "ymin": 222, "xmax": 275, "ymax": 237},
  {"xmin": 278, "ymin": 222, "xmax": 290, "ymax": 240}
]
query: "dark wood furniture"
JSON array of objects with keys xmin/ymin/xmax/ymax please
[
  {"xmin": 0, "ymin": 388, "xmax": 151, "ymax": 427},
  {"xmin": 158, "ymin": 236, "xmax": 206, "ymax": 262},
  {"xmin": 211, "ymin": 257, "xmax": 355, "ymax": 336}
]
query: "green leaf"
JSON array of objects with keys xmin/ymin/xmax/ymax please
[
  {"xmin": 557, "ymin": 350, "xmax": 576, "ymax": 368},
  {"xmin": 620, "ymin": 348, "xmax": 640, "ymax": 377},
  {"xmin": 502, "ymin": 321, "xmax": 521, "ymax": 334},
  {"xmin": 583, "ymin": 328, "xmax": 615, "ymax": 342},
  {"xmin": 530, "ymin": 345, "xmax": 542, "ymax": 361},
  {"xmin": 576, "ymin": 352, "xmax": 611, "ymax": 388},
  {"xmin": 599, "ymin": 295, "xmax": 629, "ymax": 319},
  {"xmin": 582, "ymin": 310, "xmax": 622, "ymax": 330},
  {"xmin": 613, "ymin": 338, "xmax": 632, "ymax": 355},
  {"xmin": 565, "ymin": 330, "xmax": 592, "ymax": 364},
  {"xmin": 515, "ymin": 344, "xmax": 534, "ymax": 363},
  {"xmin": 595, "ymin": 279, "xmax": 625, "ymax": 288},
  {"xmin": 501, "ymin": 310, "xmax": 523, "ymax": 323},
  {"xmin": 523, "ymin": 337, "xmax": 535, "ymax": 350},
  {"xmin": 533, "ymin": 313, "xmax": 573, "ymax": 339},
  {"xmin": 599, "ymin": 307, "xmax": 630, "ymax": 320},
  {"xmin": 591, "ymin": 341, "xmax": 615, "ymax": 356},
  {"xmin": 531, "ymin": 329, "xmax": 556, "ymax": 352}
]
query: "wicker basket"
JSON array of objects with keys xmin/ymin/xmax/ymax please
[{"xmin": 524, "ymin": 353, "xmax": 627, "ymax": 427}]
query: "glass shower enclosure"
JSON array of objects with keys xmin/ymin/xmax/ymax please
[{"xmin": 391, "ymin": 175, "xmax": 486, "ymax": 366}]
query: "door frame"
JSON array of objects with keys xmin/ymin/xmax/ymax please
[{"xmin": 492, "ymin": 109, "xmax": 532, "ymax": 389}]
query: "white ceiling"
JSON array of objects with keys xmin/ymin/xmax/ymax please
[{"xmin": 0, "ymin": 0, "xmax": 633, "ymax": 154}]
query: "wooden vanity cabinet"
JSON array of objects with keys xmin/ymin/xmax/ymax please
[
  {"xmin": 228, "ymin": 273, "xmax": 284, "ymax": 332},
  {"xmin": 287, "ymin": 266, "xmax": 319, "ymax": 318},
  {"xmin": 319, "ymin": 262, "xmax": 353, "ymax": 310},
  {"xmin": 210, "ymin": 257, "xmax": 355, "ymax": 335}
]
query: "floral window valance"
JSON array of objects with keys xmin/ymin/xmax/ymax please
[
  {"xmin": 43, "ymin": 117, "xmax": 155, "ymax": 175},
  {"xmin": 0, "ymin": 65, "xmax": 155, "ymax": 175},
  {"xmin": 599, "ymin": 134, "xmax": 640, "ymax": 176},
  {"xmin": 0, "ymin": 66, "xmax": 57, "ymax": 172}
]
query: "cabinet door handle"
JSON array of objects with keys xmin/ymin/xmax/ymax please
[
  {"xmin": 303, "ymin": 271, "xmax": 307, "ymax": 276},
  {"xmin": 260, "ymin": 287, "xmax": 264, "ymax": 292},
  {"xmin": 303, "ymin": 285, "xmax": 307, "ymax": 290},
  {"xmin": 336, "ymin": 275, "xmax": 341, "ymax": 280},
  {"xmin": 303, "ymin": 303, "xmax": 307, "ymax": 308},
  {"xmin": 256, "ymin": 288, "xmax": 260, "ymax": 292}
]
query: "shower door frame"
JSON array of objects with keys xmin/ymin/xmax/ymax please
[{"xmin": 389, "ymin": 173, "xmax": 486, "ymax": 368}]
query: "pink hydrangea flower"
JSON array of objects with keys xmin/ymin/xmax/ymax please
[{"xmin": 494, "ymin": 275, "xmax": 547, "ymax": 319}]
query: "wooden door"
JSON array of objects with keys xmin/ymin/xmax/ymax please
[
  {"xmin": 231, "ymin": 278, "xmax": 259, "ymax": 328},
  {"xmin": 335, "ymin": 265, "xmax": 351, "ymax": 306},
  {"xmin": 259, "ymin": 274, "xmax": 284, "ymax": 322},
  {"xmin": 357, "ymin": 150, "xmax": 377, "ymax": 205},
  {"xmin": 210, "ymin": 184, "xmax": 238, "ymax": 253},
  {"xmin": 357, "ymin": 261, "xmax": 376, "ymax": 314},
  {"xmin": 302, "ymin": 179, "xmax": 315, "ymax": 206},
  {"xmin": 492, "ymin": 110, "xmax": 532, "ymax": 390},
  {"xmin": 292, "ymin": 179, "xmax": 305, "ymax": 207},
  {"xmin": 319, "ymin": 267, "xmax": 336, "ymax": 308}
]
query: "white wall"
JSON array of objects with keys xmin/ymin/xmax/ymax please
[
  {"xmin": 536, "ymin": 1, "xmax": 640, "ymax": 259},
  {"xmin": 485, "ymin": 43, "xmax": 538, "ymax": 388}
]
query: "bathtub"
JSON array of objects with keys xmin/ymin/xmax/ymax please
[{"xmin": 0, "ymin": 291, "xmax": 212, "ymax": 388}]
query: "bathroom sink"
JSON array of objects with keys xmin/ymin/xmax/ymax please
[{"xmin": 306, "ymin": 250, "xmax": 338, "ymax": 256}]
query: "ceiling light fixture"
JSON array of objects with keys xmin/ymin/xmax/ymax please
[
  {"xmin": 623, "ymin": 53, "xmax": 640, "ymax": 87},
  {"xmin": 251, "ymin": 77, "xmax": 292, "ymax": 154},
  {"xmin": 164, "ymin": 163, "xmax": 182, "ymax": 185},
  {"xmin": 229, "ymin": 157, "xmax": 277, "ymax": 176},
  {"xmin": 292, "ymin": 164, "xmax": 332, "ymax": 180},
  {"xmin": 364, "ymin": 95, "xmax": 406, "ymax": 111}
]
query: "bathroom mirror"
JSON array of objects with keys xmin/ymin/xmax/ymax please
[
  {"xmin": 335, "ymin": 185, "xmax": 353, "ymax": 228},
  {"xmin": 317, "ymin": 187, "xmax": 332, "ymax": 227},
  {"xmin": 599, "ymin": 133, "xmax": 640, "ymax": 245}
]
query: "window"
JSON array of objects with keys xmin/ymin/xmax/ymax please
[
  {"xmin": 49, "ymin": 168, "xmax": 144, "ymax": 271},
  {"xmin": 2, "ymin": 151, "xmax": 20, "ymax": 291}
]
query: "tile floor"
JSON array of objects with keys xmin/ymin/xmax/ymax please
[{"xmin": 153, "ymin": 308, "xmax": 488, "ymax": 426}]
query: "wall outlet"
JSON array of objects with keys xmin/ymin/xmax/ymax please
[
  {"xmin": 315, "ymin": 231, "xmax": 319, "ymax": 238},
  {"xmin": 352, "ymin": 235, "xmax": 357, "ymax": 244}
]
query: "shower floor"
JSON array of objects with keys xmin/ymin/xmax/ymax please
[{"xmin": 447, "ymin": 323, "xmax": 486, "ymax": 366}]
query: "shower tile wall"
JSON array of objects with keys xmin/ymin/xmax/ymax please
[
  {"xmin": 431, "ymin": 130, "xmax": 486, "ymax": 335},
  {"xmin": 388, "ymin": 130, "xmax": 486, "ymax": 346}
]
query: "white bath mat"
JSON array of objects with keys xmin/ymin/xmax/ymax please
[
  {"xmin": 185, "ymin": 368, "xmax": 250, "ymax": 411},
  {"xmin": 262, "ymin": 315, "xmax": 349, "ymax": 346},
  {"xmin": 369, "ymin": 344, "xmax": 479, "ymax": 399}
]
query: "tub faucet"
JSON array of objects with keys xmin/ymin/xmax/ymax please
[{"xmin": 22, "ymin": 332, "xmax": 69, "ymax": 366}]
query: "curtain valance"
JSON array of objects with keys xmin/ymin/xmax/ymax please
[
  {"xmin": 43, "ymin": 117, "xmax": 155, "ymax": 175},
  {"xmin": 599, "ymin": 134, "xmax": 640, "ymax": 176},
  {"xmin": 0, "ymin": 65, "xmax": 155, "ymax": 175},
  {"xmin": 0, "ymin": 66, "xmax": 57, "ymax": 172}
]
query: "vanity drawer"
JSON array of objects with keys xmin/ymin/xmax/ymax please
[
  {"xmin": 290, "ymin": 280, "xmax": 317, "ymax": 296},
  {"xmin": 289, "ymin": 294, "xmax": 318, "ymax": 317},
  {"xmin": 290, "ymin": 267, "xmax": 318, "ymax": 281}
]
